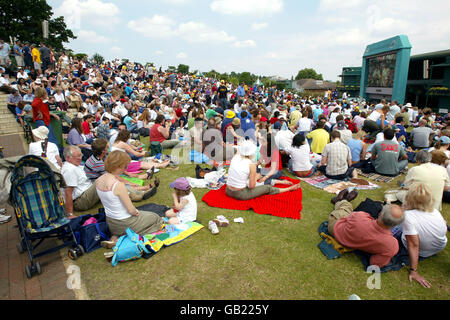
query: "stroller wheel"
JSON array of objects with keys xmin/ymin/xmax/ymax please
[
  {"xmin": 17, "ymin": 241, "xmax": 25, "ymax": 254},
  {"xmin": 25, "ymin": 264, "xmax": 33, "ymax": 279},
  {"xmin": 76, "ymin": 245, "xmax": 85, "ymax": 256},
  {"xmin": 68, "ymin": 248, "xmax": 78, "ymax": 260},
  {"xmin": 35, "ymin": 261, "xmax": 42, "ymax": 275}
]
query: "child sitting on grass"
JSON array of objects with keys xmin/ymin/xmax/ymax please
[{"xmin": 165, "ymin": 177, "xmax": 197, "ymax": 225}]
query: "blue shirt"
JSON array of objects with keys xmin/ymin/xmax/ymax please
[
  {"xmin": 313, "ymin": 108, "xmax": 324, "ymax": 122},
  {"xmin": 237, "ymin": 86, "xmax": 245, "ymax": 97},
  {"xmin": 123, "ymin": 116, "xmax": 134, "ymax": 130}
]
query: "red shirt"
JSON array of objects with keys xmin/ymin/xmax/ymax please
[
  {"xmin": 82, "ymin": 121, "xmax": 91, "ymax": 135},
  {"xmin": 31, "ymin": 97, "xmax": 50, "ymax": 126},
  {"xmin": 334, "ymin": 212, "xmax": 399, "ymax": 267},
  {"xmin": 150, "ymin": 124, "xmax": 166, "ymax": 143}
]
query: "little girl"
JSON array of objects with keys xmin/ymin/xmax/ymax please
[{"xmin": 165, "ymin": 177, "xmax": 197, "ymax": 225}]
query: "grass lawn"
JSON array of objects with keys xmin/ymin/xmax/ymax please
[{"xmin": 73, "ymin": 137, "xmax": 450, "ymax": 300}]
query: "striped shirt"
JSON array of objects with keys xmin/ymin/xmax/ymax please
[{"xmin": 84, "ymin": 155, "xmax": 105, "ymax": 180}]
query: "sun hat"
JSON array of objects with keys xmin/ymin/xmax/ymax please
[
  {"xmin": 239, "ymin": 140, "xmax": 257, "ymax": 157},
  {"xmin": 232, "ymin": 118, "xmax": 241, "ymax": 126},
  {"xmin": 226, "ymin": 110, "xmax": 236, "ymax": 119},
  {"xmin": 439, "ymin": 136, "xmax": 450, "ymax": 144},
  {"xmin": 260, "ymin": 117, "xmax": 268, "ymax": 122},
  {"xmin": 205, "ymin": 109, "xmax": 218, "ymax": 119},
  {"xmin": 182, "ymin": 108, "xmax": 188, "ymax": 113},
  {"xmin": 32, "ymin": 126, "xmax": 49, "ymax": 140},
  {"xmin": 169, "ymin": 177, "xmax": 190, "ymax": 191}
]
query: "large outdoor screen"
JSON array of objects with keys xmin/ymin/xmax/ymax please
[{"xmin": 366, "ymin": 52, "xmax": 397, "ymax": 95}]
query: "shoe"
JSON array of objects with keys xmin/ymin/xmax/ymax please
[
  {"xmin": 101, "ymin": 241, "xmax": 116, "ymax": 249},
  {"xmin": 104, "ymin": 251, "xmax": 114, "ymax": 263},
  {"xmin": 146, "ymin": 167, "xmax": 155, "ymax": 180},
  {"xmin": 234, "ymin": 217, "xmax": 244, "ymax": 224},
  {"xmin": 331, "ymin": 189, "xmax": 349, "ymax": 205},
  {"xmin": 0, "ymin": 208, "xmax": 6, "ymax": 215},
  {"xmin": 213, "ymin": 215, "xmax": 229, "ymax": 227},
  {"xmin": 208, "ymin": 221, "xmax": 219, "ymax": 235},
  {"xmin": 0, "ymin": 215, "xmax": 11, "ymax": 224},
  {"xmin": 153, "ymin": 177, "xmax": 160, "ymax": 188},
  {"xmin": 346, "ymin": 189, "xmax": 359, "ymax": 202},
  {"xmin": 143, "ymin": 186, "xmax": 157, "ymax": 200}
]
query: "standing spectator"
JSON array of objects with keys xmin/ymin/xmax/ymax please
[
  {"xmin": 12, "ymin": 40, "xmax": 24, "ymax": 68},
  {"xmin": 22, "ymin": 42, "xmax": 33, "ymax": 69},
  {"xmin": 31, "ymin": 87, "xmax": 60, "ymax": 146},
  {"xmin": 39, "ymin": 43, "xmax": 51, "ymax": 73},
  {"xmin": 0, "ymin": 39, "xmax": 10, "ymax": 66},
  {"xmin": 31, "ymin": 44, "xmax": 41, "ymax": 74}
]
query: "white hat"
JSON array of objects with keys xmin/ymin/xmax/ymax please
[
  {"xmin": 405, "ymin": 103, "xmax": 412, "ymax": 108},
  {"xmin": 239, "ymin": 140, "xmax": 257, "ymax": 157},
  {"xmin": 32, "ymin": 126, "xmax": 49, "ymax": 140},
  {"xmin": 35, "ymin": 79, "xmax": 41, "ymax": 84},
  {"xmin": 182, "ymin": 108, "xmax": 188, "ymax": 113}
]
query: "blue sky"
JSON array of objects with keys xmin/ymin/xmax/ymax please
[{"xmin": 48, "ymin": 0, "xmax": 450, "ymax": 81}]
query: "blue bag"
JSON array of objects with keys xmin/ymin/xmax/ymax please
[
  {"xmin": 111, "ymin": 228, "xmax": 152, "ymax": 267},
  {"xmin": 69, "ymin": 209, "xmax": 111, "ymax": 253}
]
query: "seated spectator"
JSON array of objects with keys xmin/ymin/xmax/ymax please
[
  {"xmin": 123, "ymin": 111, "xmax": 138, "ymax": 133},
  {"xmin": 348, "ymin": 130, "xmax": 368, "ymax": 167},
  {"xmin": 285, "ymin": 133, "xmax": 315, "ymax": 178},
  {"xmin": 318, "ymin": 130, "xmax": 358, "ymax": 180},
  {"xmin": 328, "ymin": 195, "xmax": 404, "ymax": 268},
  {"xmin": 67, "ymin": 117, "xmax": 93, "ymax": 161},
  {"xmin": 61, "ymin": 146, "xmax": 100, "ymax": 216},
  {"xmin": 28, "ymin": 126, "xmax": 62, "ymax": 170},
  {"xmin": 95, "ymin": 150, "xmax": 164, "ymax": 246},
  {"xmin": 226, "ymin": 140, "xmax": 300, "ymax": 201},
  {"xmin": 410, "ymin": 119, "xmax": 435, "ymax": 149},
  {"xmin": 307, "ymin": 120, "xmax": 330, "ymax": 155},
  {"xmin": 296, "ymin": 112, "xmax": 314, "ymax": 136},
  {"xmin": 335, "ymin": 120, "xmax": 352, "ymax": 144},
  {"xmin": 84, "ymin": 138, "xmax": 158, "ymax": 201},
  {"xmin": 353, "ymin": 111, "xmax": 366, "ymax": 131},
  {"xmin": 96, "ymin": 116, "xmax": 112, "ymax": 140},
  {"xmin": 401, "ymin": 183, "xmax": 448, "ymax": 288},
  {"xmin": 394, "ymin": 116, "xmax": 408, "ymax": 147},
  {"xmin": 149, "ymin": 114, "xmax": 180, "ymax": 149},
  {"xmin": 165, "ymin": 178, "xmax": 197, "ymax": 225},
  {"xmin": 7, "ymin": 90, "xmax": 22, "ymax": 116},
  {"xmin": 370, "ymin": 127, "xmax": 408, "ymax": 176}
]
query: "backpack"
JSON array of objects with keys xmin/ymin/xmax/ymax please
[{"xmin": 111, "ymin": 228, "xmax": 153, "ymax": 267}]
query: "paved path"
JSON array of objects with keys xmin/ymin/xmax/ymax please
[{"xmin": 0, "ymin": 206, "xmax": 77, "ymax": 300}]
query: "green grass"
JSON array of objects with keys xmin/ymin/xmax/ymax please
[{"xmin": 73, "ymin": 137, "xmax": 450, "ymax": 300}]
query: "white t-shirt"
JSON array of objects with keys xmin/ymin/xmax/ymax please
[
  {"xmin": 54, "ymin": 92, "xmax": 65, "ymax": 103},
  {"xmin": 329, "ymin": 112, "xmax": 339, "ymax": 124},
  {"xmin": 274, "ymin": 130, "xmax": 295, "ymax": 151},
  {"xmin": 367, "ymin": 110, "xmax": 381, "ymax": 122},
  {"xmin": 227, "ymin": 155, "xmax": 252, "ymax": 189},
  {"xmin": 401, "ymin": 209, "xmax": 448, "ymax": 258},
  {"xmin": 297, "ymin": 118, "xmax": 314, "ymax": 132},
  {"xmin": 28, "ymin": 141, "xmax": 61, "ymax": 170},
  {"xmin": 285, "ymin": 144, "xmax": 313, "ymax": 172},
  {"xmin": 177, "ymin": 192, "xmax": 197, "ymax": 223},
  {"xmin": 61, "ymin": 162, "xmax": 92, "ymax": 200}
]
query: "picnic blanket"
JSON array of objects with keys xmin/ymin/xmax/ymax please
[
  {"xmin": 301, "ymin": 175, "xmax": 379, "ymax": 194},
  {"xmin": 143, "ymin": 222, "xmax": 204, "ymax": 253},
  {"xmin": 202, "ymin": 176, "xmax": 302, "ymax": 220},
  {"xmin": 356, "ymin": 169, "xmax": 408, "ymax": 184},
  {"xmin": 121, "ymin": 176, "xmax": 145, "ymax": 186}
]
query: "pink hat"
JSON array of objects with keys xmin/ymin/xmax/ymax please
[{"xmin": 169, "ymin": 177, "xmax": 190, "ymax": 191}]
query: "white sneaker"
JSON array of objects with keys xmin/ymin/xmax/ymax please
[
  {"xmin": 0, "ymin": 214, "xmax": 11, "ymax": 224},
  {"xmin": 0, "ymin": 208, "xmax": 6, "ymax": 215},
  {"xmin": 234, "ymin": 217, "xmax": 244, "ymax": 224},
  {"xmin": 208, "ymin": 220, "xmax": 219, "ymax": 235}
]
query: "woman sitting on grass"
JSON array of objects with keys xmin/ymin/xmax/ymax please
[
  {"xmin": 285, "ymin": 133, "xmax": 316, "ymax": 178},
  {"xmin": 111, "ymin": 129, "xmax": 170, "ymax": 178},
  {"xmin": 401, "ymin": 183, "xmax": 448, "ymax": 288},
  {"xmin": 96, "ymin": 151, "xmax": 164, "ymax": 247},
  {"xmin": 226, "ymin": 140, "xmax": 300, "ymax": 201}
]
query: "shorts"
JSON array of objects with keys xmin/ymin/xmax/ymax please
[{"xmin": 126, "ymin": 161, "xmax": 141, "ymax": 173}]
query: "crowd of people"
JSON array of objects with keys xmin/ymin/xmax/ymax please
[{"xmin": 0, "ymin": 39, "xmax": 448, "ymax": 288}]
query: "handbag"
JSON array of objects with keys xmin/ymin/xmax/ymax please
[
  {"xmin": 111, "ymin": 228, "xmax": 153, "ymax": 267},
  {"xmin": 69, "ymin": 209, "xmax": 111, "ymax": 253}
]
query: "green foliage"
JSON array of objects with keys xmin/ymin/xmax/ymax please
[
  {"xmin": 167, "ymin": 66, "xmax": 176, "ymax": 73},
  {"xmin": 91, "ymin": 53, "xmax": 105, "ymax": 64},
  {"xmin": 74, "ymin": 53, "xmax": 88, "ymax": 60},
  {"xmin": 295, "ymin": 68, "xmax": 323, "ymax": 81},
  {"xmin": 177, "ymin": 64, "xmax": 189, "ymax": 74},
  {"xmin": 0, "ymin": 0, "xmax": 76, "ymax": 51}
]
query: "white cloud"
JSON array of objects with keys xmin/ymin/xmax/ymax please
[
  {"xmin": 251, "ymin": 22, "xmax": 268, "ymax": 31},
  {"xmin": 155, "ymin": 50, "xmax": 164, "ymax": 55},
  {"xmin": 210, "ymin": 0, "xmax": 284, "ymax": 16},
  {"xmin": 127, "ymin": 15, "xmax": 178, "ymax": 38},
  {"xmin": 233, "ymin": 40, "xmax": 256, "ymax": 48},
  {"xmin": 54, "ymin": 0, "xmax": 120, "ymax": 29},
  {"xmin": 77, "ymin": 30, "xmax": 112, "ymax": 43},
  {"xmin": 319, "ymin": 0, "xmax": 365, "ymax": 11},
  {"xmin": 178, "ymin": 21, "xmax": 236, "ymax": 43},
  {"xmin": 176, "ymin": 52, "xmax": 188, "ymax": 59}
]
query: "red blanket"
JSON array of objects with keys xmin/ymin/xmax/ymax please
[{"xmin": 201, "ymin": 177, "xmax": 302, "ymax": 220}]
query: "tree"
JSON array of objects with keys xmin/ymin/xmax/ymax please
[
  {"xmin": 0, "ymin": 0, "xmax": 76, "ymax": 51},
  {"xmin": 295, "ymin": 68, "xmax": 323, "ymax": 81},
  {"xmin": 91, "ymin": 53, "xmax": 104, "ymax": 64},
  {"xmin": 177, "ymin": 64, "xmax": 189, "ymax": 74},
  {"xmin": 238, "ymin": 72, "xmax": 253, "ymax": 85},
  {"xmin": 74, "ymin": 53, "xmax": 88, "ymax": 61},
  {"xmin": 167, "ymin": 66, "xmax": 176, "ymax": 73}
]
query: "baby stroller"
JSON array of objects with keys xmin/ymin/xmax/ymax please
[{"xmin": 9, "ymin": 155, "xmax": 84, "ymax": 278}]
